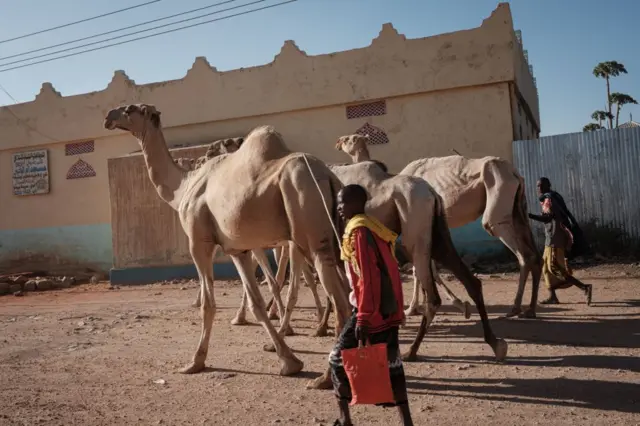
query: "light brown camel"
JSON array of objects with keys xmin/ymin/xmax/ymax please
[
  {"xmin": 355, "ymin": 142, "xmax": 540, "ymax": 318},
  {"xmin": 104, "ymin": 104, "xmax": 351, "ymax": 389},
  {"xmin": 207, "ymin": 134, "xmax": 507, "ymax": 362},
  {"xmin": 329, "ymin": 135, "xmax": 505, "ymax": 362},
  {"xmin": 181, "ymin": 140, "xmax": 327, "ymax": 336},
  {"xmin": 335, "ymin": 135, "xmax": 472, "ymax": 318},
  {"xmin": 338, "ymin": 135, "xmax": 541, "ymax": 318}
]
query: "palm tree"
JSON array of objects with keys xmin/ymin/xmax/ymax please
[
  {"xmin": 591, "ymin": 110, "xmax": 613, "ymax": 128},
  {"xmin": 593, "ymin": 61, "xmax": 628, "ymax": 129},
  {"xmin": 610, "ymin": 92, "xmax": 638, "ymax": 128},
  {"xmin": 583, "ymin": 123, "xmax": 604, "ymax": 132}
]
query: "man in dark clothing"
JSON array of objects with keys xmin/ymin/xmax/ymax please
[
  {"xmin": 330, "ymin": 184, "xmax": 413, "ymax": 426},
  {"xmin": 529, "ymin": 178, "xmax": 593, "ymax": 305},
  {"xmin": 536, "ymin": 177, "xmax": 588, "ymax": 258}
]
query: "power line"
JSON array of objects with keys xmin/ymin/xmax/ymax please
[
  {"xmin": 1, "ymin": 0, "xmax": 257, "ymax": 68},
  {"xmin": 0, "ymin": 1, "xmax": 162, "ymax": 45},
  {"xmin": 0, "ymin": 0, "xmax": 298, "ymax": 74},
  {"xmin": 0, "ymin": 83, "xmax": 59, "ymax": 141},
  {"xmin": 0, "ymin": 0, "xmax": 240, "ymax": 62}
]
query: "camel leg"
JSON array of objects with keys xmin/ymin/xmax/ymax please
[
  {"xmin": 404, "ymin": 267, "xmax": 423, "ymax": 317},
  {"xmin": 231, "ymin": 252, "xmax": 304, "ymax": 376},
  {"xmin": 267, "ymin": 246, "xmax": 289, "ymax": 320},
  {"xmin": 306, "ymin": 256, "xmax": 351, "ymax": 390},
  {"xmin": 481, "ymin": 162, "xmax": 541, "ymax": 319},
  {"xmin": 490, "ymin": 222, "xmax": 541, "ymax": 319},
  {"xmin": 276, "ymin": 243, "xmax": 301, "ymax": 337},
  {"xmin": 180, "ymin": 241, "xmax": 218, "ymax": 374},
  {"xmin": 231, "ymin": 289, "xmax": 250, "ymax": 325},
  {"xmin": 302, "ymin": 263, "xmax": 326, "ymax": 325},
  {"xmin": 433, "ymin": 261, "xmax": 472, "ymax": 319},
  {"xmin": 254, "ymin": 248, "xmax": 286, "ymax": 323},
  {"xmin": 402, "ymin": 246, "xmax": 441, "ymax": 362}
]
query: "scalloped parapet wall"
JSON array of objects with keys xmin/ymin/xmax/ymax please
[{"xmin": 0, "ymin": 2, "xmax": 536, "ymax": 150}]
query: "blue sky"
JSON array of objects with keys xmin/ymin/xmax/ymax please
[{"xmin": 0, "ymin": 0, "xmax": 638, "ymax": 137}]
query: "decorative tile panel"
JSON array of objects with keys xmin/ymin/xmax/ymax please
[
  {"xmin": 66, "ymin": 159, "xmax": 96, "ymax": 179},
  {"xmin": 355, "ymin": 122, "xmax": 390, "ymax": 145},
  {"xmin": 65, "ymin": 140, "xmax": 94, "ymax": 156},
  {"xmin": 346, "ymin": 100, "xmax": 386, "ymax": 120}
]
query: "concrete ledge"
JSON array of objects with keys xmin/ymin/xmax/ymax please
[{"xmin": 110, "ymin": 252, "xmax": 279, "ymax": 285}]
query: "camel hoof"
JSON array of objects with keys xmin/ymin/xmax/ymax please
[
  {"xmin": 313, "ymin": 326, "xmax": 329, "ymax": 337},
  {"xmin": 401, "ymin": 351, "xmax": 418, "ymax": 362},
  {"xmin": 493, "ymin": 338, "xmax": 508, "ymax": 362},
  {"xmin": 191, "ymin": 301, "xmax": 201, "ymax": 309},
  {"xmin": 463, "ymin": 301, "xmax": 472, "ymax": 319},
  {"xmin": 263, "ymin": 343, "xmax": 276, "ymax": 353},
  {"xmin": 306, "ymin": 374, "xmax": 333, "ymax": 390},
  {"xmin": 503, "ymin": 306, "xmax": 522, "ymax": 319},
  {"xmin": 230, "ymin": 316, "xmax": 249, "ymax": 326},
  {"xmin": 404, "ymin": 306, "xmax": 421, "ymax": 317},
  {"xmin": 518, "ymin": 309, "xmax": 537, "ymax": 319},
  {"xmin": 179, "ymin": 362, "xmax": 205, "ymax": 374},
  {"xmin": 280, "ymin": 357, "xmax": 304, "ymax": 376}
]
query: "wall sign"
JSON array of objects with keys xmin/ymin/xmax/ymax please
[{"xmin": 12, "ymin": 149, "xmax": 50, "ymax": 196}]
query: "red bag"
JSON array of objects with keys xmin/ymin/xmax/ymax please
[{"xmin": 341, "ymin": 343, "xmax": 395, "ymax": 406}]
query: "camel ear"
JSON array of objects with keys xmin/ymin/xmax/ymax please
[
  {"xmin": 335, "ymin": 137, "xmax": 344, "ymax": 150},
  {"xmin": 141, "ymin": 105, "xmax": 161, "ymax": 128},
  {"xmin": 124, "ymin": 104, "xmax": 136, "ymax": 114}
]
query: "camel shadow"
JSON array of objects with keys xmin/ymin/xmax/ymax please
[
  {"xmin": 405, "ymin": 375, "xmax": 640, "ymax": 414},
  {"xmin": 397, "ymin": 298, "xmax": 639, "ymax": 352},
  {"xmin": 418, "ymin": 354, "xmax": 640, "ymax": 373},
  {"xmin": 201, "ymin": 366, "xmax": 323, "ymax": 381}
]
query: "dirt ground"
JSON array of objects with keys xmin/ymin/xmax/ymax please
[{"xmin": 1, "ymin": 263, "xmax": 639, "ymax": 426}]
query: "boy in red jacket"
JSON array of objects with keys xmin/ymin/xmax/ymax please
[{"xmin": 329, "ymin": 184, "xmax": 413, "ymax": 426}]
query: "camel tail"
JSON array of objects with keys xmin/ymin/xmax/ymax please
[{"xmin": 430, "ymin": 194, "xmax": 479, "ymax": 286}]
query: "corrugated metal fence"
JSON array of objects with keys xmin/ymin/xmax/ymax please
[{"xmin": 513, "ymin": 127, "xmax": 640, "ymax": 255}]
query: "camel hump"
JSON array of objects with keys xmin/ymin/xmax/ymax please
[{"xmin": 240, "ymin": 125, "xmax": 290, "ymax": 161}]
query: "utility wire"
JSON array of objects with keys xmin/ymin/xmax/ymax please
[
  {"xmin": 0, "ymin": 0, "xmax": 240, "ymax": 62},
  {"xmin": 0, "ymin": 0, "xmax": 162, "ymax": 45},
  {"xmin": 0, "ymin": 0, "xmax": 298, "ymax": 73},
  {"xmin": 0, "ymin": 83, "xmax": 59, "ymax": 141},
  {"xmin": 1, "ymin": 0, "xmax": 256, "ymax": 67}
]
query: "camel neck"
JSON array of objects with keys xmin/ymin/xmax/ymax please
[
  {"xmin": 352, "ymin": 148, "xmax": 371, "ymax": 163},
  {"xmin": 137, "ymin": 126, "xmax": 187, "ymax": 209}
]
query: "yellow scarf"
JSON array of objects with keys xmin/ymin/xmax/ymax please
[{"xmin": 340, "ymin": 214, "xmax": 398, "ymax": 274}]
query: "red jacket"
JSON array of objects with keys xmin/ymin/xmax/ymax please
[{"xmin": 346, "ymin": 227, "xmax": 405, "ymax": 333}]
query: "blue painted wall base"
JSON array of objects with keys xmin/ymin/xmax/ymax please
[{"xmin": 110, "ymin": 251, "xmax": 279, "ymax": 285}]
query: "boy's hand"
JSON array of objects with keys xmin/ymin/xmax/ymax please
[{"xmin": 355, "ymin": 325, "xmax": 369, "ymax": 346}]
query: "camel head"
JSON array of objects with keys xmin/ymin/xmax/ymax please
[
  {"xmin": 205, "ymin": 137, "xmax": 244, "ymax": 159},
  {"xmin": 104, "ymin": 103, "xmax": 162, "ymax": 133},
  {"xmin": 335, "ymin": 134, "xmax": 369, "ymax": 156}
]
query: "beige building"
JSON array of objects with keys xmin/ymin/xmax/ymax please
[{"xmin": 0, "ymin": 3, "xmax": 539, "ymax": 276}]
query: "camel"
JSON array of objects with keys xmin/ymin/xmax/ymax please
[
  {"xmin": 328, "ymin": 135, "xmax": 505, "ymax": 361},
  {"xmin": 335, "ymin": 135, "xmax": 473, "ymax": 318},
  {"xmin": 103, "ymin": 104, "xmax": 351, "ymax": 390},
  {"xmin": 399, "ymin": 156, "xmax": 541, "ymax": 318},
  {"xmin": 334, "ymin": 136, "xmax": 541, "ymax": 319},
  {"xmin": 203, "ymin": 135, "xmax": 507, "ymax": 363},
  {"xmin": 178, "ymin": 140, "xmax": 328, "ymax": 336}
]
